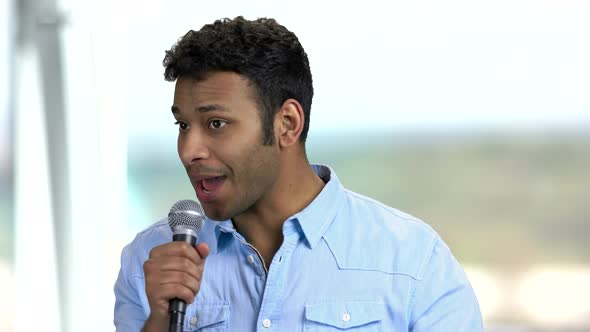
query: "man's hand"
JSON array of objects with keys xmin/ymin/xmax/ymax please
[{"xmin": 141, "ymin": 242, "xmax": 210, "ymax": 331}]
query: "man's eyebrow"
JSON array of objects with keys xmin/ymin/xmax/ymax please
[
  {"xmin": 197, "ymin": 104, "xmax": 229, "ymax": 112},
  {"xmin": 171, "ymin": 104, "xmax": 229, "ymax": 114}
]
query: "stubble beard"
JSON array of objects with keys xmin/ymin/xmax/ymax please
[{"xmin": 222, "ymin": 144, "xmax": 280, "ymax": 222}]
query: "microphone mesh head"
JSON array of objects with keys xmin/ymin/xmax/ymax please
[{"xmin": 168, "ymin": 199, "xmax": 205, "ymax": 233}]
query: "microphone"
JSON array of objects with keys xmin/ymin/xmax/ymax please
[{"xmin": 167, "ymin": 199, "xmax": 205, "ymax": 332}]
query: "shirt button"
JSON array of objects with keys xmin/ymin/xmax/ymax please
[
  {"xmin": 342, "ymin": 313, "xmax": 351, "ymax": 322},
  {"xmin": 247, "ymin": 255, "xmax": 255, "ymax": 264},
  {"xmin": 262, "ymin": 318, "xmax": 271, "ymax": 328},
  {"xmin": 190, "ymin": 316, "xmax": 198, "ymax": 325}
]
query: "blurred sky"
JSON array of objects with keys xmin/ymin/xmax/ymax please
[
  {"xmin": 1, "ymin": 1, "xmax": 588, "ymax": 152},
  {"xmin": 93, "ymin": 0, "xmax": 590, "ymax": 145}
]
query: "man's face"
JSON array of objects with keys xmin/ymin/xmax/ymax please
[{"xmin": 172, "ymin": 72, "xmax": 280, "ymax": 221}]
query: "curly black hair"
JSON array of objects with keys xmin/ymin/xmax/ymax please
[{"xmin": 163, "ymin": 16, "xmax": 314, "ymax": 145}]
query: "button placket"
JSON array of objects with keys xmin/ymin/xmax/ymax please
[
  {"xmin": 234, "ymin": 232, "xmax": 268, "ymax": 274},
  {"xmin": 257, "ymin": 240, "xmax": 298, "ymax": 331}
]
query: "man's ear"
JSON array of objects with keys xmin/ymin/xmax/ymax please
[{"xmin": 274, "ymin": 98, "xmax": 304, "ymax": 148}]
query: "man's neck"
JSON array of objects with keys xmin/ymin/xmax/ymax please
[{"xmin": 232, "ymin": 160, "xmax": 325, "ymax": 268}]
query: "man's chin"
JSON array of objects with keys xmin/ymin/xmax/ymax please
[{"xmin": 201, "ymin": 205, "xmax": 231, "ymax": 222}]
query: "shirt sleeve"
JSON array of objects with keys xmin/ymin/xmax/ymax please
[
  {"xmin": 113, "ymin": 243, "xmax": 148, "ymax": 332},
  {"xmin": 409, "ymin": 239, "xmax": 484, "ymax": 331}
]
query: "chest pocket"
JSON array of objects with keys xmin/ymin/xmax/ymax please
[
  {"xmin": 183, "ymin": 303, "xmax": 230, "ymax": 331},
  {"xmin": 304, "ymin": 301, "xmax": 385, "ymax": 331}
]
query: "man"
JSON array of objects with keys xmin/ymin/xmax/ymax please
[{"xmin": 114, "ymin": 16, "xmax": 483, "ymax": 331}]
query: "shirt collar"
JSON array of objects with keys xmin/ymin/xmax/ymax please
[
  {"xmin": 290, "ymin": 164, "xmax": 345, "ymax": 249},
  {"xmin": 212, "ymin": 164, "xmax": 346, "ymax": 250}
]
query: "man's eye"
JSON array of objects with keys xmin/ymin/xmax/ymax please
[
  {"xmin": 209, "ymin": 119, "xmax": 227, "ymax": 129},
  {"xmin": 174, "ymin": 121, "xmax": 189, "ymax": 131}
]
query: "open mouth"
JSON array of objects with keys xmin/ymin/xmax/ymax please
[
  {"xmin": 202, "ymin": 176, "xmax": 225, "ymax": 191},
  {"xmin": 196, "ymin": 175, "xmax": 226, "ymax": 202}
]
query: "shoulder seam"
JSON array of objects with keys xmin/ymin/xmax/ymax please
[
  {"xmin": 343, "ymin": 189, "xmax": 437, "ymax": 235},
  {"xmin": 134, "ymin": 218, "xmax": 169, "ymax": 237}
]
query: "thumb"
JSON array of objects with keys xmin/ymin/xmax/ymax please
[{"xmin": 194, "ymin": 242, "xmax": 210, "ymax": 259}]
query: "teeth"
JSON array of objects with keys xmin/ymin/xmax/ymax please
[{"xmin": 203, "ymin": 188, "xmax": 211, "ymax": 194}]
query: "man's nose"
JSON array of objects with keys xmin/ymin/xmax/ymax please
[{"xmin": 179, "ymin": 132, "xmax": 210, "ymax": 165}]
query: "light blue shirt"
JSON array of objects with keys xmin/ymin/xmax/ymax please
[{"xmin": 114, "ymin": 165, "xmax": 483, "ymax": 331}]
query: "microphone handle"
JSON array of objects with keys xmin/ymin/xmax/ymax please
[
  {"xmin": 168, "ymin": 300, "xmax": 185, "ymax": 332},
  {"xmin": 169, "ymin": 232, "xmax": 198, "ymax": 332}
]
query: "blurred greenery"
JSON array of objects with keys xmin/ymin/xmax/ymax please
[
  {"xmin": 128, "ymin": 130, "xmax": 590, "ymax": 268},
  {"xmin": 2, "ymin": 130, "xmax": 588, "ymax": 268}
]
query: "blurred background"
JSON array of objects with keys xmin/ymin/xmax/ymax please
[{"xmin": 1, "ymin": 0, "xmax": 589, "ymax": 331}]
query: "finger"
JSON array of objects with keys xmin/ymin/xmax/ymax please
[
  {"xmin": 148, "ymin": 282, "xmax": 198, "ymax": 305},
  {"xmin": 195, "ymin": 243, "xmax": 210, "ymax": 259},
  {"xmin": 149, "ymin": 242, "xmax": 202, "ymax": 265},
  {"xmin": 156, "ymin": 270, "xmax": 200, "ymax": 293},
  {"xmin": 144, "ymin": 256, "xmax": 201, "ymax": 281}
]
